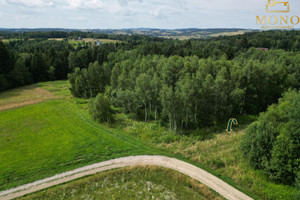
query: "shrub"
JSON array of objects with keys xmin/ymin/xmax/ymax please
[
  {"xmin": 68, "ymin": 61, "xmax": 107, "ymax": 98},
  {"xmin": 89, "ymin": 93, "xmax": 115, "ymax": 124},
  {"xmin": 241, "ymin": 90, "xmax": 300, "ymax": 184}
]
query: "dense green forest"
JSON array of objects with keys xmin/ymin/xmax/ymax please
[
  {"xmin": 69, "ymin": 49, "xmax": 299, "ymax": 129},
  {"xmin": 67, "ymin": 31, "xmax": 300, "ymax": 130},
  {"xmin": 1, "ymin": 30, "xmax": 300, "ymax": 91},
  {"xmin": 1, "ymin": 30, "xmax": 300, "ymax": 128}
]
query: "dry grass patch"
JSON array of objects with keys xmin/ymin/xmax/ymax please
[{"xmin": 0, "ymin": 85, "xmax": 56, "ymax": 111}]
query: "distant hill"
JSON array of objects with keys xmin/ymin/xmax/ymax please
[
  {"xmin": 0, "ymin": 28, "xmax": 78, "ymax": 32},
  {"xmin": 0, "ymin": 28, "xmax": 254, "ymax": 39},
  {"xmin": 87, "ymin": 28, "xmax": 253, "ymax": 39}
]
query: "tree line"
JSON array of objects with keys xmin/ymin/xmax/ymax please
[
  {"xmin": 1, "ymin": 29, "xmax": 300, "ymax": 103},
  {"xmin": 0, "ymin": 39, "xmax": 123, "ymax": 92},
  {"xmin": 69, "ymin": 48, "xmax": 300, "ymax": 130}
]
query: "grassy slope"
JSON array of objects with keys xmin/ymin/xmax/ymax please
[
  {"xmin": 18, "ymin": 166, "xmax": 224, "ymax": 200},
  {"xmin": 118, "ymin": 117, "xmax": 297, "ymax": 200},
  {"xmin": 0, "ymin": 81, "xmax": 224, "ymax": 199},
  {"xmin": 1, "ymin": 80, "xmax": 294, "ymax": 200},
  {"xmin": 0, "ymin": 81, "xmax": 161, "ymax": 191}
]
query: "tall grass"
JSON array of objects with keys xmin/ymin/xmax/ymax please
[
  {"xmin": 117, "ymin": 114, "xmax": 297, "ymax": 200},
  {"xmin": 18, "ymin": 166, "xmax": 224, "ymax": 200}
]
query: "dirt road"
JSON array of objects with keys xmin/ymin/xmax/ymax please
[{"xmin": 0, "ymin": 155, "xmax": 253, "ymax": 200}]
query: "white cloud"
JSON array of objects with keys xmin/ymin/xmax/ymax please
[
  {"xmin": 0, "ymin": 11, "xmax": 9, "ymax": 18},
  {"xmin": 150, "ymin": 8, "xmax": 167, "ymax": 18},
  {"xmin": 1, "ymin": 0, "xmax": 300, "ymax": 29},
  {"xmin": 189, "ymin": 0, "xmax": 262, "ymax": 11},
  {"xmin": 66, "ymin": 0, "xmax": 104, "ymax": 9},
  {"xmin": 117, "ymin": 0, "xmax": 142, "ymax": 7},
  {"xmin": 64, "ymin": 0, "xmax": 143, "ymax": 11},
  {"xmin": 68, "ymin": 16, "xmax": 87, "ymax": 21},
  {"xmin": 6, "ymin": 0, "xmax": 54, "ymax": 7}
]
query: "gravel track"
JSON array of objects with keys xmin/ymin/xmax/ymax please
[{"xmin": 0, "ymin": 155, "xmax": 253, "ymax": 200}]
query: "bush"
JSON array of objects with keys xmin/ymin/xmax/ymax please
[
  {"xmin": 89, "ymin": 94, "xmax": 115, "ymax": 124},
  {"xmin": 240, "ymin": 90, "xmax": 300, "ymax": 184},
  {"xmin": 68, "ymin": 61, "xmax": 107, "ymax": 98}
]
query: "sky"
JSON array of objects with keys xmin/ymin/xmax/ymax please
[{"xmin": 0, "ymin": 0, "xmax": 299, "ymax": 29}]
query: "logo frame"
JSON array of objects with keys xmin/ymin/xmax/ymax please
[{"xmin": 266, "ymin": 0, "xmax": 290, "ymax": 13}]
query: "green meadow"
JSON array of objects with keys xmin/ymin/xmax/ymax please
[
  {"xmin": 0, "ymin": 81, "xmax": 160, "ymax": 191},
  {"xmin": 0, "ymin": 80, "xmax": 297, "ymax": 200}
]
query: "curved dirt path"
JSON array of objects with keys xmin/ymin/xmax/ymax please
[{"xmin": 0, "ymin": 155, "xmax": 253, "ymax": 200}]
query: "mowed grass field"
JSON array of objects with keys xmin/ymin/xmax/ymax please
[
  {"xmin": 0, "ymin": 81, "xmax": 160, "ymax": 191},
  {"xmin": 18, "ymin": 166, "xmax": 224, "ymax": 200}
]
